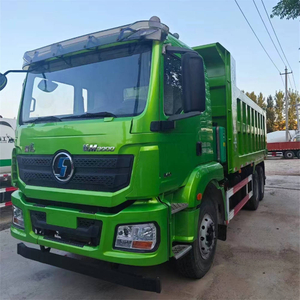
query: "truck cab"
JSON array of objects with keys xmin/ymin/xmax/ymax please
[{"xmin": 0, "ymin": 17, "xmax": 266, "ymax": 293}]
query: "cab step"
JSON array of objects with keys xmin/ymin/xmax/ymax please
[
  {"xmin": 171, "ymin": 203, "xmax": 188, "ymax": 214},
  {"xmin": 172, "ymin": 245, "xmax": 192, "ymax": 260}
]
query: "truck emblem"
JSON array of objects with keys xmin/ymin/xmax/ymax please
[
  {"xmin": 83, "ymin": 144, "xmax": 115, "ymax": 152},
  {"xmin": 52, "ymin": 152, "xmax": 74, "ymax": 182},
  {"xmin": 25, "ymin": 143, "xmax": 35, "ymax": 153}
]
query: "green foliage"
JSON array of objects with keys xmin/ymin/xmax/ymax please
[
  {"xmin": 246, "ymin": 91, "xmax": 266, "ymax": 109},
  {"xmin": 288, "ymin": 90, "xmax": 300, "ymax": 129},
  {"xmin": 266, "ymin": 95, "xmax": 276, "ymax": 132},
  {"xmin": 257, "ymin": 92, "xmax": 267, "ymax": 109},
  {"xmin": 271, "ymin": 0, "xmax": 300, "ymax": 19},
  {"xmin": 246, "ymin": 91, "xmax": 257, "ymax": 103},
  {"xmin": 245, "ymin": 89, "xmax": 299, "ymax": 132},
  {"xmin": 274, "ymin": 91, "xmax": 285, "ymax": 130}
]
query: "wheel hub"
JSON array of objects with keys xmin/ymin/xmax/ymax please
[{"xmin": 199, "ymin": 213, "xmax": 216, "ymax": 260}]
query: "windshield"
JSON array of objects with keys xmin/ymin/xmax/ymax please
[{"xmin": 21, "ymin": 42, "xmax": 152, "ymax": 124}]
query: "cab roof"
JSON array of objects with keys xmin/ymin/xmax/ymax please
[{"xmin": 23, "ymin": 17, "xmax": 169, "ymax": 69}]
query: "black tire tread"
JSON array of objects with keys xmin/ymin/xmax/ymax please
[
  {"xmin": 245, "ymin": 170, "xmax": 259, "ymax": 210},
  {"xmin": 257, "ymin": 166, "xmax": 265, "ymax": 201},
  {"xmin": 284, "ymin": 150, "xmax": 295, "ymax": 159},
  {"xmin": 176, "ymin": 196, "xmax": 218, "ymax": 279}
]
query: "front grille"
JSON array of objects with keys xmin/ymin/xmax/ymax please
[
  {"xmin": 18, "ymin": 154, "xmax": 134, "ymax": 192},
  {"xmin": 30, "ymin": 210, "xmax": 102, "ymax": 247},
  {"xmin": 74, "ymin": 157, "xmax": 118, "ymax": 168}
]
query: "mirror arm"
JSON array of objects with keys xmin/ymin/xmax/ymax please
[
  {"xmin": 165, "ymin": 46, "xmax": 198, "ymax": 55},
  {"xmin": 150, "ymin": 120, "xmax": 175, "ymax": 132},
  {"xmin": 150, "ymin": 112, "xmax": 201, "ymax": 132},
  {"xmin": 168, "ymin": 111, "xmax": 201, "ymax": 121},
  {"xmin": 4, "ymin": 70, "xmax": 29, "ymax": 76}
]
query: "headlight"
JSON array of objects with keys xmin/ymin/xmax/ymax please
[
  {"xmin": 115, "ymin": 223, "xmax": 157, "ymax": 251},
  {"xmin": 13, "ymin": 205, "xmax": 24, "ymax": 229}
]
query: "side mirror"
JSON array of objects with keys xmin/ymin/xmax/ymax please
[
  {"xmin": 181, "ymin": 52, "xmax": 206, "ymax": 113},
  {"xmin": 38, "ymin": 79, "xmax": 58, "ymax": 93},
  {"xmin": 0, "ymin": 73, "xmax": 8, "ymax": 91}
]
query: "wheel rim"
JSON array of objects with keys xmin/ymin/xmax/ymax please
[
  {"xmin": 199, "ymin": 213, "xmax": 216, "ymax": 260},
  {"xmin": 287, "ymin": 152, "xmax": 293, "ymax": 158}
]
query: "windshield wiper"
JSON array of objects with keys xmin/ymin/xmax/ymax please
[
  {"xmin": 61, "ymin": 111, "xmax": 117, "ymax": 119},
  {"xmin": 24, "ymin": 116, "xmax": 62, "ymax": 124}
]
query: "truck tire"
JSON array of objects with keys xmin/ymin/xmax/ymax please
[
  {"xmin": 297, "ymin": 150, "xmax": 300, "ymax": 159},
  {"xmin": 284, "ymin": 150, "xmax": 295, "ymax": 159},
  {"xmin": 244, "ymin": 170, "xmax": 259, "ymax": 210},
  {"xmin": 257, "ymin": 167, "xmax": 265, "ymax": 201},
  {"xmin": 176, "ymin": 198, "xmax": 217, "ymax": 279}
]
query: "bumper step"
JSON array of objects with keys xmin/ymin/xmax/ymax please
[
  {"xmin": 17, "ymin": 243, "xmax": 161, "ymax": 293},
  {"xmin": 171, "ymin": 203, "xmax": 188, "ymax": 214},
  {"xmin": 172, "ymin": 244, "xmax": 192, "ymax": 259}
]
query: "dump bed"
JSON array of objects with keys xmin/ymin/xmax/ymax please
[{"xmin": 193, "ymin": 43, "xmax": 266, "ymax": 174}]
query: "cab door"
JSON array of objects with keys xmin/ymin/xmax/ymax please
[{"xmin": 158, "ymin": 51, "xmax": 213, "ymax": 193}]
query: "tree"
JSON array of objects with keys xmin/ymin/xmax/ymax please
[
  {"xmin": 266, "ymin": 95, "xmax": 276, "ymax": 132},
  {"xmin": 274, "ymin": 91, "xmax": 285, "ymax": 130},
  {"xmin": 288, "ymin": 90, "xmax": 300, "ymax": 129},
  {"xmin": 271, "ymin": 0, "xmax": 300, "ymax": 20},
  {"xmin": 257, "ymin": 92, "xmax": 267, "ymax": 109},
  {"xmin": 246, "ymin": 92, "xmax": 257, "ymax": 103}
]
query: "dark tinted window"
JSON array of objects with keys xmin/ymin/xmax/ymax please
[{"xmin": 164, "ymin": 54, "xmax": 183, "ymax": 116}]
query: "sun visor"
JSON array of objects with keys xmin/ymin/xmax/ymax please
[{"xmin": 23, "ymin": 18, "xmax": 169, "ymax": 70}]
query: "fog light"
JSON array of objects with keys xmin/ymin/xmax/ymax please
[
  {"xmin": 115, "ymin": 223, "xmax": 157, "ymax": 251},
  {"xmin": 13, "ymin": 205, "xmax": 24, "ymax": 229}
]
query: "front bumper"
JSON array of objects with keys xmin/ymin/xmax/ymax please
[
  {"xmin": 17, "ymin": 243, "xmax": 161, "ymax": 293},
  {"xmin": 11, "ymin": 190, "xmax": 169, "ymax": 266}
]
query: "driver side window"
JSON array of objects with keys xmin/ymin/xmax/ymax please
[{"xmin": 164, "ymin": 54, "xmax": 183, "ymax": 116}]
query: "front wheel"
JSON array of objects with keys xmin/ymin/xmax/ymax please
[{"xmin": 176, "ymin": 199, "xmax": 218, "ymax": 279}]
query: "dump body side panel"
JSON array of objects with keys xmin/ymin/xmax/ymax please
[{"xmin": 193, "ymin": 43, "xmax": 266, "ymax": 175}]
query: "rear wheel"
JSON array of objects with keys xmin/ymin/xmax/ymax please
[
  {"xmin": 284, "ymin": 150, "xmax": 295, "ymax": 159},
  {"xmin": 257, "ymin": 166, "xmax": 265, "ymax": 201},
  {"xmin": 176, "ymin": 198, "xmax": 218, "ymax": 279},
  {"xmin": 297, "ymin": 150, "xmax": 300, "ymax": 159},
  {"xmin": 244, "ymin": 170, "xmax": 259, "ymax": 210}
]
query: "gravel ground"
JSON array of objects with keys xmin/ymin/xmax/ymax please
[
  {"xmin": 265, "ymin": 157, "xmax": 300, "ymax": 176},
  {"xmin": 0, "ymin": 158, "xmax": 299, "ymax": 300}
]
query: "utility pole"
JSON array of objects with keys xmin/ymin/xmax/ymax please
[{"xmin": 280, "ymin": 67, "xmax": 292, "ymax": 142}]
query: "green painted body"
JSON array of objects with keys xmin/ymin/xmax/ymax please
[
  {"xmin": 11, "ymin": 33, "xmax": 266, "ymax": 266},
  {"xmin": 194, "ymin": 43, "xmax": 266, "ymax": 173}
]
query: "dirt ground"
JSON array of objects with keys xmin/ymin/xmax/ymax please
[
  {"xmin": 265, "ymin": 157, "xmax": 300, "ymax": 176},
  {"xmin": 0, "ymin": 158, "xmax": 299, "ymax": 300}
]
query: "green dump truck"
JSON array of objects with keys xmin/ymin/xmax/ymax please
[{"xmin": 0, "ymin": 17, "xmax": 266, "ymax": 293}]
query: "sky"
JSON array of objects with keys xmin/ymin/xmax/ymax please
[{"xmin": 0, "ymin": 0, "xmax": 299, "ymax": 118}]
